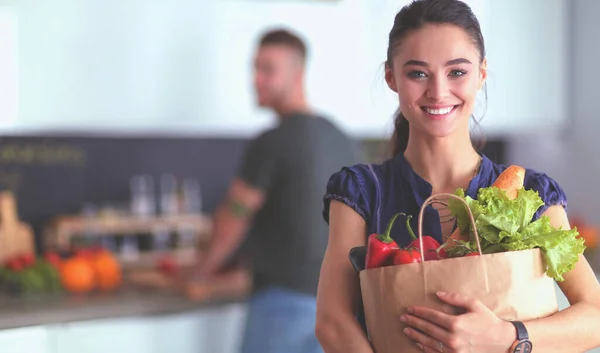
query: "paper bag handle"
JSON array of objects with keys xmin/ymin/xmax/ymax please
[{"xmin": 418, "ymin": 193, "xmax": 483, "ymax": 258}]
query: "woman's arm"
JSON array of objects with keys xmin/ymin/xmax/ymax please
[
  {"xmin": 315, "ymin": 200, "xmax": 374, "ymax": 353},
  {"xmin": 520, "ymin": 205, "xmax": 600, "ymax": 352}
]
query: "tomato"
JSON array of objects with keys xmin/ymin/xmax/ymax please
[
  {"xmin": 5, "ymin": 258, "xmax": 24, "ymax": 272},
  {"xmin": 157, "ymin": 256, "xmax": 179, "ymax": 275},
  {"xmin": 44, "ymin": 252, "xmax": 62, "ymax": 268},
  {"xmin": 20, "ymin": 253, "xmax": 36, "ymax": 267}
]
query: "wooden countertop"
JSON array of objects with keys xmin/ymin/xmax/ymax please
[
  {"xmin": 0, "ymin": 265, "xmax": 251, "ymax": 331},
  {"xmin": 0, "ymin": 284, "xmax": 247, "ymax": 331}
]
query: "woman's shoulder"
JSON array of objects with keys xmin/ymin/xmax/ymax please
[{"xmin": 322, "ymin": 159, "xmax": 397, "ymax": 224}]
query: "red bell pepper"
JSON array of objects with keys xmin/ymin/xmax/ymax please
[
  {"xmin": 365, "ymin": 213, "xmax": 403, "ymax": 269},
  {"xmin": 403, "ymin": 214, "xmax": 446, "ymax": 260},
  {"xmin": 392, "ymin": 247, "xmax": 422, "ymax": 265}
]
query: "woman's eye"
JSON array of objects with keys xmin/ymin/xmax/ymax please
[
  {"xmin": 449, "ymin": 69, "xmax": 467, "ymax": 77},
  {"xmin": 407, "ymin": 71, "xmax": 427, "ymax": 79}
]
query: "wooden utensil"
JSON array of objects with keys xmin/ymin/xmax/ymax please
[{"xmin": 0, "ymin": 191, "xmax": 35, "ymax": 264}]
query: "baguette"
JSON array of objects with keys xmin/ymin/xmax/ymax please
[{"xmin": 492, "ymin": 165, "xmax": 525, "ymax": 200}]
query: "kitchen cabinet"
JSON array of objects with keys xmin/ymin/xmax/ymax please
[
  {"xmin": 48, "ymin": 304, "xmax": 247, "ymax": 353},
  {"xmin": 0, "ymin": 326, "xmax": 50, "ymax": 353},
  {"xmin": 49, "ymin": 319, "xmax": 156, "ymax": 353},
  {"xmin": 0, "ymin": 302, "xmax": 247, "ymax": 353}
]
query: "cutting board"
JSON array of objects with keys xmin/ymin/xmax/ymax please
[
  {"xmin": 128, "ymin": 266, "xmax": 251, "ymax": 302},
  {"xmin": 0, "ymin": 191, "xmax": 35, "ymax": 263}
]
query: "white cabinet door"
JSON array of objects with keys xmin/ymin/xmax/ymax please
[
  {"xmin": 49, "ymin": 318, "xmax": 156, "ymax": 353},
  {"xmin": 44, "ymin": 303, "xmax": 247, "ymax": 353},
  {"xmin": 0, "ymin": 326, "xmax": 50, "ymax": 353},
  {"xmin": 152, "ymin": 303, "xmax": 248, "ymax": 353}
]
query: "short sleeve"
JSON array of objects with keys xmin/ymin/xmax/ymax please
[
  {"xmin": 237, "ymin": 133, "xmax": 276, "ymax": 191},
  {"xmin": 529, "ymin": 172, "xmax": 568, "ymax": 221},
  {"xmin": 322, "ymin": 167, "xmax": 372, "ymax": 225}
]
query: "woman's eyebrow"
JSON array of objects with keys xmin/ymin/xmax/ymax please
[{"xmin": 403, "ymin": 58, "xmax": 473, "ymax": 67}]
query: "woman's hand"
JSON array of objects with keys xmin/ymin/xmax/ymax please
[{"xmin": 400, "ymin": 291, "xmax": 515, "ymax": 353}]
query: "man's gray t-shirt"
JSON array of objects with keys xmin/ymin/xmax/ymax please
[{"xmin": 237, "ymin": 113, "xmax": 362, "ymax": 296}]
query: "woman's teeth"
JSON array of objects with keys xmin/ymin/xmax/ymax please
[{"xmin": 425, "ymin": 106, "xmax": 454, "ymax": 115}]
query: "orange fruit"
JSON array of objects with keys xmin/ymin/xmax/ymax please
[
  {"xmin": 571, "ymin": 217, "xmax": 599, "ymax": 250},
  {"xmin": 90, "ymin": 252, "xmax": 122, "ymax": 292},
  {"xmin": 578, "ymin": 225, "xmax": 598, "ymax": 249},
  {"xmin": 60, "ymin": 257, "xmax": 96, "ymax": 294}
]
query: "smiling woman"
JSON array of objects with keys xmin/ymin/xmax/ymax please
[{"xmin": 316, "ymin": 1, "xmax": 600, "ymax": 353}]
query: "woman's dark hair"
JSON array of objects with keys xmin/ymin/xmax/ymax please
[{"xmin": 387, "ymin": 0, "xmax": 486, "ymax": 157}]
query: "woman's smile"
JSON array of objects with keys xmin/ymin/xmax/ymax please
[{"xmin": 420, "ymin": 104, "xmax": 460, "ymax": 120}]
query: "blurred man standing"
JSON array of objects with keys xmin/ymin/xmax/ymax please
[{"xmin": 197, "ymin": 28, "xmax": 362, "ymax": 353}]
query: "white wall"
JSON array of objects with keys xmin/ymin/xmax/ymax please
[
  {"xmin": 507, "ymin": 0, "xmax": 600, "ymax": 224},
  {"xmin": 0, "ymin": 7, "xmax": 18, "ymax": 130},
  {"xmin": 481, "ymin": 0, "xmax": 568, "ymax": 135},
  {"xmin": 0, "ymin": 0, "xmax": 567, "ymax": 138},
  {"xmin": 13, "ymin": 0, "xmax": 225, "ymax": 133}
]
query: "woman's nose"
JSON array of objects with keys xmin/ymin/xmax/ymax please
[{"xmin": 425, "ymin": 76, "xmax": 450, "ymax": 101}]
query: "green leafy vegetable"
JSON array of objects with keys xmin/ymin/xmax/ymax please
[
  {"xmin": 447, "ymin": 186, "xmax": 585, "ymax": 281},
  {"xmin": 0, "ymin": 260, "xmax": 63, "ymax": 295}
]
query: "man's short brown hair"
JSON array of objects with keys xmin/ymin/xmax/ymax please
[{"xmin": 259, "ymin": 29, "xmax": 307, "ymax": 61}]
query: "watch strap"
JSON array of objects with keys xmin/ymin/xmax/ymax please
[{"xmin": 510, "ymin": 321, "xmax": 529, "ymax": 340}]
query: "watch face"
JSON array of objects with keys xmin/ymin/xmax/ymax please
[{"xmin": 514, "ymin": 340, "xmax": 533, "ymax": 353}]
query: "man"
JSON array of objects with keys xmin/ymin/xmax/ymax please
[{"xmin": 197, "ymin": 28, "xmax": 362, "ymax": 353}]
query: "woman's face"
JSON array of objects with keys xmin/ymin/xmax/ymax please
[{"xmin": 385, "ymin": 24, "xmax": 486, "ymax": 139}]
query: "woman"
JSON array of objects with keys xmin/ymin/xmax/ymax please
[{"xmin": 315, "ymin": 0, "xmax": 600, "ymax": 352}]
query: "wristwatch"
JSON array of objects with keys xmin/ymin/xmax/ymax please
[{"xmin": 509, "ymin": 321, "xmax": 533, "ymax": 353}]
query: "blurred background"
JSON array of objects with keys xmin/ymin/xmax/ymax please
[{"xmin": 0, "ymin": 0, "xmax": 598, "ymax": 352}]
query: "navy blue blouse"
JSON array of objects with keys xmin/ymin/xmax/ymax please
[{"xmin": 322, "ymin": 153, "xmax": 568, "ymax": 246}]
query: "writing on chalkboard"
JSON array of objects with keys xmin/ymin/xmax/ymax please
[
  {"xmin": 0, "ymin": 143, "xmax": 86, "ymax": 166},
  {"xmin": 0, "ymin": 171, "xmax": 21, "ymax": 190}
]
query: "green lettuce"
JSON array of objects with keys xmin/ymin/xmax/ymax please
[{"xmin": 447, "ymin": 186, "xmax": 585, "ymax": 281}]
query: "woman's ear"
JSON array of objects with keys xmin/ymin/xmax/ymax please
[
  {"xmin": 385, "ymin": 64, "xmax": 397, "ymax": 93},
  {"xmin": 479, "ymin": 58, "xmax": 487, "ymax": 89}
]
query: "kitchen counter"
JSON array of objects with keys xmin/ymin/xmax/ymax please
[
  {"xmin": 0, "ymin": 286, "xmax": 249, "ymax": 353},
  {"xmin": 0, "ymin": 264, "xmax": 252, "ymax": 353},
  {"xmin": 0, "ymin": 271, "xmax": 597, "ymax": 353},
  {"xmin": 0, "ymin": 286, "xmax": 246, "ymax": 331}
]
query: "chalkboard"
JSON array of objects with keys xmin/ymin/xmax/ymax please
[
  {"xmin": 0, "ymin": 135, "xmax": 250, "ymax": 252},
  {"xmin": 0, "ymin": 134, "xmax": 506, "ymax": 253}
]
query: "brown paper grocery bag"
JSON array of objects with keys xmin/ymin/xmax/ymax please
[{"xmin": 358, "ymin": 193, "xmax": 559, "ymax": 353}]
